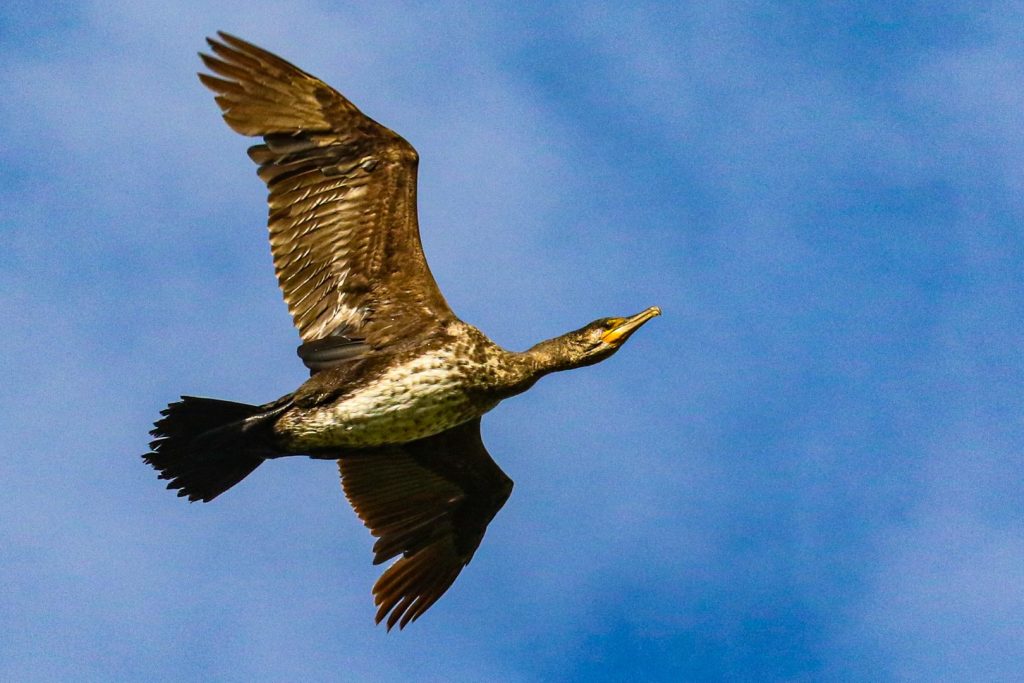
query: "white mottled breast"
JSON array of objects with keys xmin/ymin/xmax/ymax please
[{"xmin": 278, "ymin": 346, "xmax": 500, "ymax": 449}]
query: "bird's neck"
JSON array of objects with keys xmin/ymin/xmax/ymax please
[
  {"xmin": 521, "ymin": 336, "xmax": 578, "ymax": 377},
  {"xmin": 480, "ymin": 333, "xmax": 579, "ymax": 401}
]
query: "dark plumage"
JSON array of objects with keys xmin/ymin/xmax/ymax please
[{"xmin": 144, "ymin": 32, "xmax": 660, "ymax": 630}]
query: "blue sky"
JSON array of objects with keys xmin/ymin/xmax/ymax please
[{"xmin": 2, "ymin": 2, "xmax": 1022, "ymax": 681}]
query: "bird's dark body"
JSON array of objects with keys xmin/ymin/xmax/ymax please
[
  {"xmin": 276, "ymin": 321, "xmax": 534, "ymax": 450},
  {"xmin": 143, "ymin": 32, "xmax": 659, "ymax": 630}
]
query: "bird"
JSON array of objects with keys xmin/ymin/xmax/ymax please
[{"xmin": 143, "ymin": 32, "xmax": 661, "ymax": 630}]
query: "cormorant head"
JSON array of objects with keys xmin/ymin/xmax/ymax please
[{"xmin": 530, "ymin": 306, "xmax": 662, "ymax": 372}]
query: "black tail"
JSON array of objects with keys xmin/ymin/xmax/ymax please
[{"xmin": 143, "ymin": 396, "xmax": 283, "ymax": 502}]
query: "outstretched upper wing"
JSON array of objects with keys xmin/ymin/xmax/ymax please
[
  {"xmin": 339, "ymin": 418, "xmax": 514, "ymax": 630},
  {"xmin": 198, "ymin": 33, "xmax": 454, "ymax": 352}
]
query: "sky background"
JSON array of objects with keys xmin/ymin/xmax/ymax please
[{"xmin": 1, "ymin": 1, "xmax": 1022, "ymax": 681}]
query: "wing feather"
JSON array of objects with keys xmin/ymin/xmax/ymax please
[
  {"xmin": 199, "ymin": 33, "xmax": 454, "ymax": 361},
  {"xmin": 339, "ymin": 419, "xmax": 513, "ymax": 629}
]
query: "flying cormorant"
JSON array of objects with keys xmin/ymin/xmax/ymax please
[{"xmin": 144, "ymin": 33, "xmax": 660, "ymax": 630}]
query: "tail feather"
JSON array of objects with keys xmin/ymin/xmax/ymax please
[{"xmin": 144, "ymin": 396, "xmax": 281, "ymax": 502}]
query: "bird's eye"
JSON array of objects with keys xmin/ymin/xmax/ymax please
[{"xmin": 605, "ymin": 318, "xmax": 624, "ymax": 330}]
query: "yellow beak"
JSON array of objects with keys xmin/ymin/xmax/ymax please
[{"xmin": 600, "ymin": 306, "xmax": 662, "ymax": 345}]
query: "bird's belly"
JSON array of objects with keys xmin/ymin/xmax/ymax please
[{"xmin": 279, "ymin": 355, "xmax": 497, "ymax": 450}]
